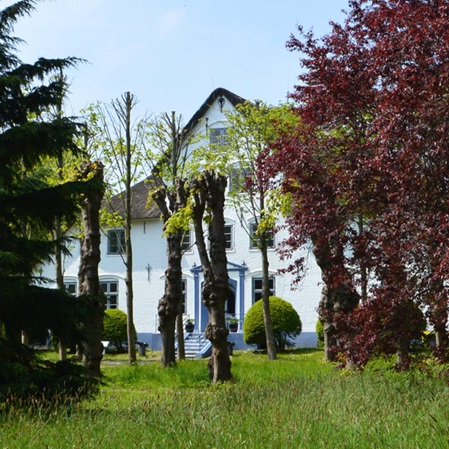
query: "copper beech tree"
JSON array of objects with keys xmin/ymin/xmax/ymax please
[{"xmin": 267, "ymin": 0, "xmax": 449, "ymax": 368}]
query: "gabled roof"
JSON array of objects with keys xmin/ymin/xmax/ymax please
[
  {"xmin": 183, "ymin": 87, "xmax": 246, "ymax": 134},
  {"xmin": 109, "ymin": 178, "xmax": 160, "ymax": 220},
  {"xmin": 110, "ymin": 88, "xmax": 246, "ymax": 221}
]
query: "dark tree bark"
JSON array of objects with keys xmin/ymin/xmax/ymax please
[
  {"xmin": 77, "ymin": 161, "xmax": 105, "ymax": 377},
  {"xmin": 176, "ymin": 303, "xmax": 186, "ymax": 360},
  {"xmin": 313, "ymin": 235, "xmax": 359, "ymax": 362},
  {"xmin": 54, "ymin": 216, "xmax": 67, "ymax": 361},
  {"xmin": 256, "ymin": 185, "xmax": 276, "ymax": 360},
  {"xmin": 54, "ymin": 77, "xmax": 67, "ymax": 361},
  {"xmin": 430, "ymin": 301, "xmax": 449, "ymax": 363},
  {"xmin": 149, "ymin": 111, "xmax": 192, "ymax": 366},
  {"xmin": 153, "ymin": 179, "xmax": 188, "ymax": 367},
  {"xmin": 260, "ymin": 230, "xmax": 277, "ymax": 360},
  {"xmin": 191, "ymin": 170, "xmax": 232, "ymax": 383},
  {"xmin": 396, "ymin": 337, "xmax": 410, "ymax": 371},
  {"xmin": 157, "ymin": 228, "xmax": 183, "ymax": 367}
]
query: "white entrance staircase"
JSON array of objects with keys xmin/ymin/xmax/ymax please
[{"xmin": 183, "ymin": 332, "xmax": 212, "ymax": 359}]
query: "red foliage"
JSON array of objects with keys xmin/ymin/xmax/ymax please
[{"xmin": 266, "ymin": 0, "xmax": 449, "ymax": 366}]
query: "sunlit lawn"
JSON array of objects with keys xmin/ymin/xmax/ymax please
[{"xmin": 1, "ymin": 349, "xmax": 449, "ymax": 449}]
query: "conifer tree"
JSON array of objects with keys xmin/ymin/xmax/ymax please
[{"xmin": 0, "ymin": 1, "xmax": 96, "ymax": 362}]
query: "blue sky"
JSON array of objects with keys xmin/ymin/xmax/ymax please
[{"xmin": 14, "ymin": 0, "xmax": 349, "ymax": 120}]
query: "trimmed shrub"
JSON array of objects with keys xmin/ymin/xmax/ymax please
[
  {"xmin": 243, "ymin": 296, "xmax": 302, "ymax": 350},
  {"xmin": 103, "ymin": 309, "xmax": 135, "ymax": 352},
  {"xmin": 316, "ymin": 319, "xmax": 324, "ymax": 349}
]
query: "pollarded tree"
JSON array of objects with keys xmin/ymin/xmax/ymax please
[
  {"xmin": 190, "ymin": 170, "xmax": 232, "ymax": 383},
  {"xmin": 146, "ymin": 111, "xmax": 192, "ymax": 367}
]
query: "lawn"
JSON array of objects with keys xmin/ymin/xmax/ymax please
[{"xmin": 1, "ymin": 349, "xmax": 449, "ymax": 449}]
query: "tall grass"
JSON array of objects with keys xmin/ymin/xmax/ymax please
[{"xmin": 1, "ymin": 350, "xmax": 449, "ymax": 448}]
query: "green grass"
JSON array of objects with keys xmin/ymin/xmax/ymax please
[{"xmin": 2, "ymin": 350, "xmax": 449, "ymax": 448}]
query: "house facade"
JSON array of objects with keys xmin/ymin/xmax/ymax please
[{"xmin": 42, "ymin": 88, "xmax": 322, "ymax": 350}]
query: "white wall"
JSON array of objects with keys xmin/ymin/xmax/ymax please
[{"xmin": 41, "ymin": 93, "xmax": 323, "ymax": 349}]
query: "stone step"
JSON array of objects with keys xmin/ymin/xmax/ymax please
[{"xmin": 177, "ymin": 332, "xmax": 209, "ymax": 358}]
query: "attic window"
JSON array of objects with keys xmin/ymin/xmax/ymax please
[{"xmin": 210, "ymin": 127, "xmax": 228, "ymax": 147}]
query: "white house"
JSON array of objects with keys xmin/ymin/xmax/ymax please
[{"xmin": 42, "ymin": 88, "xmax": 322, "ymax": 351}]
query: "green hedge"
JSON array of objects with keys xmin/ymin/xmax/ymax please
[
  {"xmin": 243, "ymin": 296, "xmax": 302, "ymax": 350},
  {"xmin": 103, "ymin": 309, "xmax": 135, "ymax": 352}
]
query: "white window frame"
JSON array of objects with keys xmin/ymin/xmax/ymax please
[
  {"xmin": 107, "ymin": 229, "xmax": 126, "ymax": 255},
  {"xmin": 252, "ymin": 276, "xmax": 275, "ymax": 303},
  {"xmin": 100, "ymin": 279, "xmax": 119, "ymax": 309},
  {"xmin": 64, "ymin": 280, "xmax": 77, "ymax": 296},
  {"xmin": 224, "ymin": 223, "xmax": 234, "ymax": 251}
]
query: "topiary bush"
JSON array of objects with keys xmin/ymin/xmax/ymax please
[
  {"xmin": 243, "ymin": 296, "xmax": 302, "ymax": 350},
  {"xmin": 102, "ymin": 309, "xmax": 135, "ymax": 352}
]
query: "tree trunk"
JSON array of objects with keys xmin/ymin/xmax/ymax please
[
  {"xmin": 191, "ymin": 171, "xmax": 232, "ymax": 383},
  {"xmin": 176, "ymin": 302, "xmax": 186, "ymax": 361},
  {"xmin": 322, "ymin": 317, "xmax": 337, "ymax": 362},
  {"xmin": 313, "ymin": 235, "xmax": 359, "ymax": 362},
  {"xmin": 435, "ymin": 328, "xmax": 448, "ymax": 356},
  {"xmin": 54, "ymin": 217, "xmax": 67, "ymax": 361},
  {"xmin": 433, "ymin": 308, "xmax": 448, "ymax": 363},
  {"xmin": 260, "ymin": 236, "xmax": 276, "ymax": 359},
  {"xmin": 396, "ymin": 337, "xmax": 410, "ymax": 371},
  {"xmin": 153, "ymin": 182, "xmax": 188, "ymax": 367},
  {"xmin": 21, "ymin": 331, "xmax": 28, "ymax": 346},
  {"xmin": 159, "ymin": 304, "xmax": 177, "ymax": 366},
  {"xmin": 158, "ymin": 232, "xmax": 183, "ymax": 367},
  {"xmin": 123, "ymin": 92, "xmax": 137, "ymax": 364},
  {"xmin": 125, "ymin": 229, "xmax": 136, "ymax": 364},
  {"xmin": 77, "ymin": 162, "xmax": 105, "ymax": 377},
  {"xmin": 55, "ymin": 148, "xmax": 68, "ymax": 361}
]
